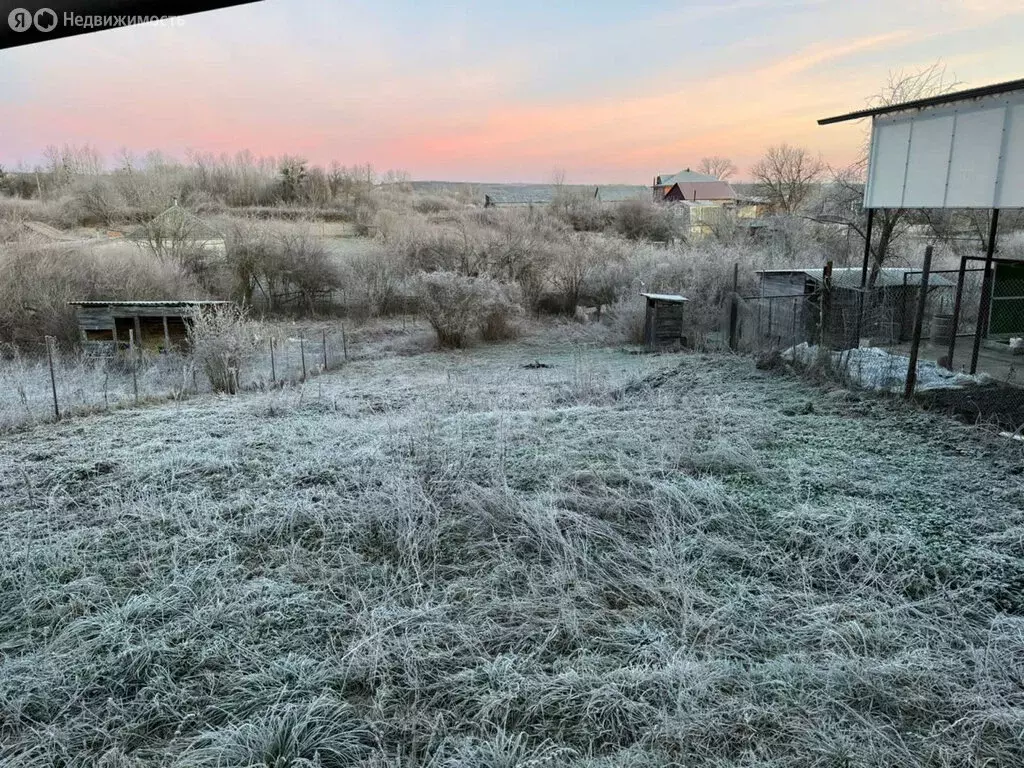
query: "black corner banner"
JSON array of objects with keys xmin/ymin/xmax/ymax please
[{"xmin": 1, "ymin": 0, "xmax": 261, "ymax": 49}]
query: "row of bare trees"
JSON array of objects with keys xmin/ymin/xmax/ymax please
[
  {"xmin": 653, "ymin": 63, "xmax": 982, "ymax": 286},
  {"xmin": 740, "ymin": 63, "xmax": 976, "ymax": 286}
]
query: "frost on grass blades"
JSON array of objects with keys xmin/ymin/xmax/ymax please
[
  {"xmin": 786, "ymin": 342, "xmax": 994, "ymax": 392},
  {"xmin": 0, "ymin": 346, "xmax": 1022, "ymax": 766}
]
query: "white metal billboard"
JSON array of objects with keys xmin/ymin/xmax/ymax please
[{"xmin": 864, "ymin": 90, "xmax": 1024, "ymax": 209}]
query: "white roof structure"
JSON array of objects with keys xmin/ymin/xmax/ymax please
[
  {"xmin": 757, "ymin": 268, "xmax": 954, "ymax": 289},
  {"xmin": 641, "ymin": 293, "xmax": 689, "ymax": 303},
  {"xmin": 819, "ymin": 78, "xmax": 1024, "ymax": 209}
]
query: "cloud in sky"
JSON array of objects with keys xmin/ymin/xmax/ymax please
[{"xmin": 1, "ymin": 0, "xmax": 1022, "ymax": 182}]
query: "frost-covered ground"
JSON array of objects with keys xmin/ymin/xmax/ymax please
[
  {"xmin": 787, "ymin": 342, "xmax": 992, "ymax": 392},
  {"xmin": 1, "ymin": 342, "xmax": 1023, "ymax": 766}
]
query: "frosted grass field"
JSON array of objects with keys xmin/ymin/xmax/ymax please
[{"xmin": 0, "ymin": 341, "xmax": 1022, "ymax": 766}]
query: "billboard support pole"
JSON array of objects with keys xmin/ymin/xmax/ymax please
[
  {"xmin": 970, "ymin": 209, "xmax": 1000, "ymax": 374},
  {"xmin": 855, "ymin": 207, "xmax": 876, "ymax": 345}
]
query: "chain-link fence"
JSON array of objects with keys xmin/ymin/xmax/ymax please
[
  {"xmin": 728, "ymin": 261, "xmax": 1024, "ymax": 431},
  {"xmin": 0, "ymin": 327, "xmax": 353, "ymax": 431}
]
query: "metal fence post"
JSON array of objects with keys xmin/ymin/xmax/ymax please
[
  {"xmin": 946, "ymin": 253, "xmax": 968, "ymax": 369},
  {"xmin": 856, "ymin": 208, "xmax": 876, "ymax": 345},
  {"xmin": 322, "ymin": 329, "xmax": 328, "ymax": 370},
  {"xmin": 821, "ymin": 260, "xmax": 833, "ymax": 347},
  {"xmin": 970, "ymin": 209, "xmax": 1000, "ymax": 374},
  {"xmin": 300, "ymin": 337, "xmax": 307, "ymax": 380},
  {"xmin": 45, "ymin": 336, "xmax": 60, "ymax": 420},
  {"xmin": 342, "ymin": 324, "xmax": 348, "ymax": 361},
  {"xmin": 791, "ymin": 298, "xmax": 799, "ymax": 361},
  {"xmin": 270, "ymin": 337, "xmax": 276, "ymax": 383},
  {"xmin": 904, "ymin": 245, "xmax": 934, "ymax": 399},
  {"xmin": 728, "ymin": 263, "xmax": 739, "ymax": 351}
]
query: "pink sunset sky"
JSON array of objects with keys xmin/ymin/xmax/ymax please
[{"xmin": 1, "ymin": 0, "xmax": 1022, "ymax": 183}]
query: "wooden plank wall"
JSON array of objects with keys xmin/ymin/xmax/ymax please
[
  {"xmin": 74, "ymin": 305, "xmax": 206, "ymax": 352},
  {"xmin": 644, "ymin": 300, "xmax": 686, "ymax": 348}
]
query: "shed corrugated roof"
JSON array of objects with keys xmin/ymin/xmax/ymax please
[
  {"xmin": 68, "ymin": 300, "xmax": 232, "ymax": 307},
  {"xmin": 641, "ymin": 293, "xmax": 689, "ymax": 303},
  {"xmin": 756, "ymin": 268, "xmax": 954, "ymax": 289}
]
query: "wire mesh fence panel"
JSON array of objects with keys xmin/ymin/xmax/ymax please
[
  {"xmin": 0, "ymin": 327, "xmax": 355, "ymax": 431},
  {"xmin": 734, "ymin": 294, "xmax": 815, "ymax": 358},
  {"xmin": 732, "ymin": 275, "xmax": 1024, "ymax": 430},
  {"xmin": 0, "ymin": 345, "xmax": 203, "ymax": 430}
]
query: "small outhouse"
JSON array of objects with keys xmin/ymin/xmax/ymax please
[{"xmin": 641, "ymin": 293, "xmax": 688, "ymax": 350}]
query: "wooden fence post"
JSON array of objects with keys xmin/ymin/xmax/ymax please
[
  {"xmin": 322, "ymin": 329, "xmax": 328, "ymax": 370},
  {"xmin": 129, "ymin": 329, "xmax": 139, "ymax": 403},
  {"xmin": 270, "ymin": 338, "xmax": 276, "ymax": 383},
  {"xmin": 45, "ymin": 336, "xmax": 60, "ymax": 420},
  {"xmin": 342, "ymin": 324, "xmax": 348, "ymax": 361},
  {"xmin": 300, "ymin": 337, "xmax": 307, "ymax": 380}
]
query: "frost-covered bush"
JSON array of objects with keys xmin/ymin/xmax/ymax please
[
  {"xmin": 187, "ymin": 306, "xmax": 262, "ymax": 393},
  {"xmin": 613, "ymin": 199, "xmax": 679, "ymax": 242},
  {"xmin": 479, "ymin": 281, "xmax": 524, "ymax": 341},
  {"xmin": 411, "ymin": 271, "xmax": 521, "ymax": 348}
]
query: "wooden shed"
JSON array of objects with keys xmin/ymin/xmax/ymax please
[
  {"xmin": 69, "ymin": 300, "xmax": 233, "ymax": 355},
  {"xmin": 641, "ymin": 293, "xmax": 688, "ymax": 349}
]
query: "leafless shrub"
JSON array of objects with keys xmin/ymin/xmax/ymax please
[
  {"xmin": 223, "ymin": 220, "xmax": 341, "ymax": 314},
  {"xmin": 186, "ymin": 306, "xmax": 262, "ymax": 393},
  {"xmin": 608, "ymin": 296, "xmax": 647, "ymax": 344},
  {"xmin": 479, "ymin": 282, "xmax": 524, "ymax": 341},
  {"xmin": 412, "ymin": 194, "xmax": 457, "ymax": 214},
  {"xmin": 613, "ymin": 200, "xmax": 679, "ymax": 242},
  {"xmin": 224, "ymin": 217, "xmax": 276, "ymax": 306},
  {"xmin": 550, "ymin": 189, "xmax": 612, "ymax": 232},
  {"xmin": 336, "ymin": 242, "xmax": 408, "ymax": 318},
  {"xmin": 68, "ymin": 178, "xmax": 132, "ymax": 227},
  {"xmin": 0, "ymin": 196, "xmax": 28, "ymax": 242},
  {"xmin": 411, "ymin": 270, "xmax": 521, "ymax": 348},
  {"xmin": 275, "ymin": 225, "xmax": 341, "ymax": 314}
]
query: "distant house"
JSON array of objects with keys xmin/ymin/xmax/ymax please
[{"xmin": 653, "ymin": 170, "xmax": 738, "ymax": 203}]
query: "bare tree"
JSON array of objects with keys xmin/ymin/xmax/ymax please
[
  {"xmin": 41, "ymin": 144, "xmax": 105, "ymax": 195},
  {"xmin": 697, "ymin": 156, "xmax": 737, "ymax": 181},
  {"xmin": 750, "ymin": 144, "xmax": 824, "ymax": 215},
  {"xmin": 817, "ymin": 62, "xmax": 961, "ymax": 286}
]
